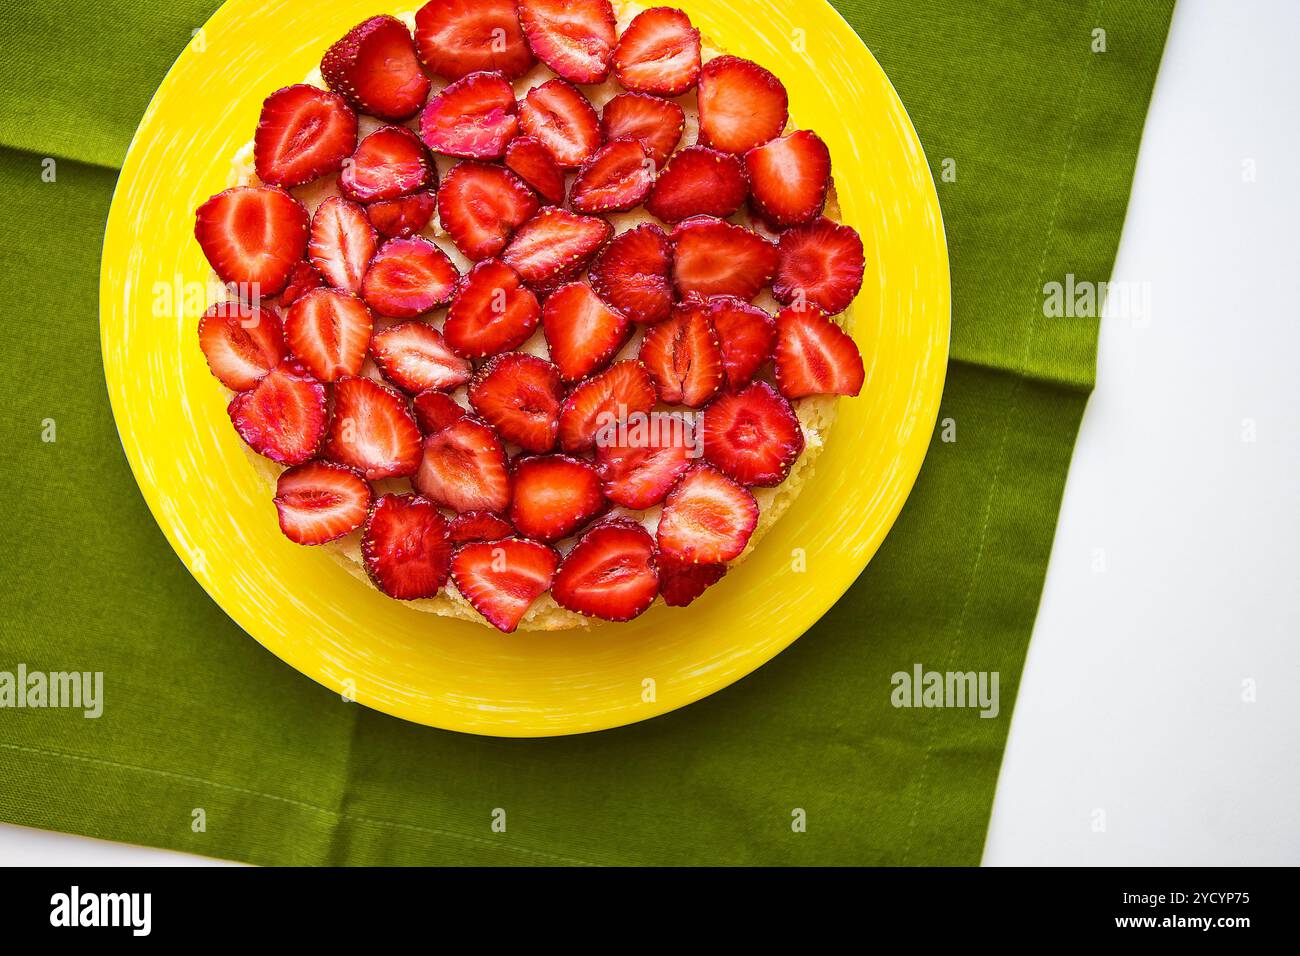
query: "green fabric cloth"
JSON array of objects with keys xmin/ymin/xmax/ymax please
[{"xmin": 0, "ymin": 0, "xmax": 1171, "ymax": 865}]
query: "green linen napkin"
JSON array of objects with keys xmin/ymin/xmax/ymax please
[{"xmin": 0, "ymin": 0, "xmax": 1172, "ymax": 865}]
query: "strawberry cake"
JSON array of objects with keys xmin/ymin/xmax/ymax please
[{"xmin": 194, "ymin": 0, "xmax": 867, "ymax": 632}]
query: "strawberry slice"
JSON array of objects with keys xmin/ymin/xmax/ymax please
[
  {"xmin": 774, "ymin": 306, "xmax": 865, "ymax": 398},
  {"xmin": 370, "ymin": 320, "xmax": 472, "ymax": 394},
  {"xmin": 645, "ymin": 146, "xmax": 747, "ymax": 224},
  {"xmin": 570, "ymin": 140, "xmax": 655, "ymax": 214},
  {"xmin": 588, "ymin": 223, "xmax": 673, "ymax": 326},
  {"xmin": 595, "ymin": 414, "xmax": 695, "ymax": 509},
  {"xmin": 414, "ymin": 416, "xmax": 512, "ymax": 513},
  {"xmin": 656, "ymin": 463, "xmax": 758, "ymax": 563},
  {"xmin": 323, "ymin": 375, "xmax": 423, "ymax": 479},
  {"xmin": 502, "ymin": 208, "xmax": 612, "ymax": 287},
  {"xmin": 745, "ymin": 130, "xmax": 831, "ymax": 229},
  {"xmin": 448, "ymin": 510, "xmax": 515, "ymax": 544},
  {"xmin": 284, "ymin": 288, "xmax": 373, "ymax": 381},
  {"xmin": 362, "ymin": 494, "xmax": 453, "ymax": 600},
  {"xmin": 697, "ymin": 55, "xmax": 788, "ymax": 154},
  {"xmin": 414, "ymin": 0, "xmax": 536, "ymax": 81},
  {"xmin": 253, "ymin": 85, "xmax": 357, "ymax": 188},
  {"xmin": 195, "ymin": 186, "xmax": 309, "ymax": 297},
  {"xmin": 340, "ymin": 126, "xmax": 435, "ymax": 203},
  {"xmin": 273, "ymin": 460, "xmax": 371, "ymax": 545},
  {"xmin": 518, "ymin": 0, "xmax": 617, "ymax": 84},
  {"xmin": 360, "ymin": 236, "xmax": 459, "ymax": 317},
  {"xmin": 772, "ymin": 217, "xmax": 866, "ymax": 316},
  {"xmin": 504, "ymin": 136, "xmax": 567, "ymax": 205},
  {"xmin": 412, "ymin": 389, "xmax": 467, "ymax": 434},
  {"xmin": 657, "ymin": 556, "xmax": 726, "ymax": 607},
  {"xmin": 671, "ymin": 216, "xmax": 777, "ymax": 300},
  {"xmin": 551, "ymin": 518, "xmax": 659, "ymax": 621},
  {"xmin": 600, "ymin": 93, "xmax": 684, "ymax": 168},
  {"xmin": 443, "ymin": 259, "xmax": 541, "ymax": 358},
  {"xmin": 437, "ymin": 161, "xmax": 539, "ymax": 261},
  {"xmin": 519, "ymin": 79, "xmax": 601, "ymax": 169},
  {"xmin": 542, "ymin": 282, "xmax": 631, "ymax": 382},
  {"xmin": 279, "ymin": 260, "xmax": 325, "ymax": 307},
  {"xmin": 704, "ymin": 296, "xmax": 777, "ymax": 388},
  {"xmin": 557, "ymin": 359, "xmax": 656, "ymax": 453},
  {"xmin": 308, "ymin": 196, "xmax": 377, "ymax": 294},
  {"xmin": 365, "ymin": 190, "xmax": 437, "ymax": 239},
  {"xmin": 197, "ymin": 301, "xmax": 287, "ymax": 392},
  {"xmin": 321, "ymin": 15, "xmax": 431, "ymax": 122},
  {"xmin": 419, "ymin": 71, "xmax": 519, "ymax": 160},
  {"xmin": 227, "ymin": 359, "xmax": 327, "ymax": 465},
  {"xmin": 702, "ymin": 380, "xmax": 803, "ymax": 486},
  {"xmin": 450, "ymin": 537, "xmax": 559, "ymax": 632},
  {"xmin": 468, "ymin": 352, "xmax": 563, "ymax": 453},
  {"xmin": 509, "ymin": 455, "xmax": 606, "ymax": 542},
  {"xmin": 638, "ymin": 301, "xmax": 724, "ymax": 407},
  {"xmin": 612, "ymin": 7, "xmax": 701, "ymax": 96}
]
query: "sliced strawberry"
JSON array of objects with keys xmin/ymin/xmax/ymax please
[
  {"xmin": 443, "ymin": 259, "xmax": 541, "ymax": 358},
  {"xmin": 412, "ymin": 389, "xmax": 467, "ymax": 434},
  {"xmin": 437, "ymin": 161, "xmax": 538, "ymax": 261},
  {"xmin": 551, "ymin": 518, "xmax": 659, "ymax": 621},
  {"xmin": 279, "ymin": 260, "xmax": 325, "ymax": 307},
  {"xmin": 419, "ymin": 72, "xmax": 519, "ymax": 160},
  {"xmin": 450, "ymin": 538, "xmax": 559, "ymax": 632},
  {"xmin": 195, "ymin": 186, "xmax": 309, "ymax": 297},
  {"xmin": 588, "ymin": 223, "xmax": 673, "ymax": 326},
  {"xmin": 519, "ymin": 79, "xmax": 601, "ymax": 169},
  {"xmin": 671, "ymin": 216, "xmax": 777, "ymax": 300},
  {"xmin": 321, "ymin": 15, "xmax": 431, "ymax": 122},
  {"xmin": 197, "ymin": 301, "xmax": 287, "ymax": 392},
  {"xmin": 323, "ymin": 375, "xmax": 423, "ymax": 479},
  {"xmin": 697, "ymin": 55, "xmax": 788, "ymax": 154},
  {"xmin": 503, "ymin": 136, "xmax": 567, "ymax": 205},
  {"xmin": 283, "ymin": 288, "xmax": 372, "ymax": 382},
  {"xmin": 570, "ymin": 140, "xmax": 655, "ymax": 214},
  {"xmin": 772, "ymin": 217, "xmax": 866, "ymax": 316},
  {"xmin": 365, "ymin": 190, "xmax": 437, "ymax": 239},
  {"xmin": 274, "ymin": 460, "xmax": 371, "ymax": 546},
  {"xmin": 308, "ymin": 196, "xmax": 377, "ymax": 294},
  {"xmin": 595, "ymin": 413, "xmax": 695, "ymax": 509},
  {"xmin": 414, "ymin": 416, "xmax": 512, "ymax": 513},
  {"xmin": 657, "ymin": 556, "xmax": 726, "ymax": 607},
  {"xmin": 542, "ymin": 282, "xmax": 631, "ymax": 382},
  {"xmin": 638, "ymin": 301, "xmax": 724, "ymax": 407},
  {"xmin": 656, "ymin": 463, "xmax": 758, "ymax": 563},
  {"xmin": 227, "ymin": 359, "xmax": 327, "ymax": 465},
  {"xmin": 744, "ymin": 130, "xmax": 831, "ymax": 229},
  {"xmin": 360, "ymin": 236, "xmax": 459, "ymax": 318},
  {"xmin": 645, "ymin": 145, "xmax": 748, "ymax": 224},
  {"xmin": 612, "ymin": 7, "xmax": 700, "ymax": 96},
  {"xmin": 502, "ymin": 208, "xmax": 612, "ymax": 287},
  {"xmin": 704, "ymin": 296, "xmax": 776, "ymax": 388},
  {"xmin": 518, "ymin": 0, "xmax": 616, "ymax": 84},
  {"xmin": 600, "ymin": 93, "xmax": 684, "ymax": 168},
  {"xmin": 414, "ymin": 0, "xmax": 536, "ymax": 81},
  {"xmin": 361, "ymin": 493, "xmax": 452, "ymax": 600},
  {"xmin": 509, "ymin": 455, "xmax": 606, "ymax": 542},
  {"xmin": 774, "ymin": 306, "xmax": 865, "ymax": 398},
  {"xmin": 468, "ymin": 352, "xmax": 563, "ymax": 453},
  {"xmin": 448, "ymin": 510, "xmax": 514, "ymax": 544},
  {"xmin": 557, "ymin": 360, "xmax": 656, "ymax": 453},
  {"xmin": 340, "ymin": 126, "xmax": 435, "ymax": 203},
  {"xmin": 253, "ymin": 85, "xmax": 357, "ymax": 188},
  {"xmin": 370, "ymin": 320, "xmax": 472, "ymax": 394},
  {"xmin": 701, "ymin": 380, "xmax": 803, "ymax": 487}
]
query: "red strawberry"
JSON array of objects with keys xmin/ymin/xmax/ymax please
[
  {"xmin": 448, "ymin": 510, "xmax": 514, "ymax": 544},
  {"xmin": 774, "ymin": 306, "xmax": 865, "ymax": 398},
  {"xmin": 370, "ymin": 321, "xmax": 472, "ymax": 393},
  {"xmin": 340, "ymin": 126, "xmax": 435, "ymax": 203},
  {"xmin": 419, "ymin": 71, "xmax": 519, "ymax": 160},
  {"xmin": 744, "ymin": 130, "xmax": 831, "ymax": 229},
  {"xmin": 644, "ymin": 146, "xmax": 747, "ymax": 224},
  {"xmin": 518, "ymin": 0, "xmax": 616, "ymax": 84},
  {"xmin": 504, "ymin": 136, "xmax": 567, "ymax": 205},
  {"xmin": 551, "ymin": 518, "xmax": 659, "ymax": 621},
  {"xmin": 309, "ymin": 196, "xmax": 377, "ymax": 294},
  {"xmin": 557, "ymin": 360, "xmax": 656, "ymax": 453},
  {"xmin": 509, "ymin": 455, "xmax": 606, "ymax": 542},
  {"xmin": 195, "ymin": 186, "xmax": 309, "ymax": 297},
  {"xmin": 437, "ymin": 161, "xmax": 538, "ymax": 261},
  {"xmin": 656, "ymin": 463, "xmax": 758, "ymax": 563},
  {"xmin": 703, "ymin": 296, "xmax": 776, "ymax": 388},
  {"xmin": 197, "ymin": 301, "xmax": 287, "ymax": 391},
  {"xmin": 542, "ymin": 282, "xmax": 631, "ymax": 382},
  {"xmin": 443, "ymin": 259, "xmax": 541, "ymax": 358},
  {"xmin": 595, "ymin": 414, "xmax": 695, "ymax": 509},
  {"xmin": 702, "ymin": 380, "xmax": 803, "ymax": 486},
  {"xmin": 657, "ymin": 556, "xmax": 726, "ymax": 607},
  {"xmin": 274, "ymin": 460, "xmax": 371, "ymax": 545},
  {"xmin": 570, "ymin": 140, "xmax": 655, "ymax": 214},
  {"xmin": 414, "ymin": 416, "xmax": 512, "ymax": 513},
  {"xmin": 468, "ymin": 352, "xmax": 563, "ymax": 453},
  {"xmin": 284, "ymin": 288, "xmax": 372, "ymax": 381},
  {"xmin": 519, "ymin": 79, "xmax": 601, "ymax": 169},
  {"xmin": 639, "ymin": 301, "xmax": 724, "ymax": 407},
  {"xmin": 279, "ymin": 260, "xmax": 325, "ymax": 307},
  {"xmin": 450, "ymin": 537, "xmax": 559, "ymax": 632},
  {"xmin": 361, "ymin": 236, "xmax": 459, "ymax": 317},
  {"xmin": 502, "ymin": 208, "xmax": 612, "ymax": 287},
  {"xmin": 253, "ymin": 85, "xmax": 357, "ymax": 188},
  {"xmin": 362, "ymin": 493, "xmax": 452, "ymax": 599},
  {"xmin": 414, "ymin": 0, "xmax": 536, "ymax": 81},
  {"xmin": 588, "ymin": 223, "xmax": 673, "ymax": 325},
  {"xmin": 323, "ymin": 375, "xmax": 423, "ymax": 479},
  {"xmin": 671, "ymin": 216, "xmax": 777, "ymax": 300},
  {"xmin": 697, "ymin": 55, "xmax": 788, "ymax": 154},
  {"xmin": 321, "ymin": 15, "xmax": 431, "ymax": 122},
  {"xmin": 772, "ymin": 218, "xmax": 865, "ymax": 316},
  {"xmin": 365, "ymin": 190, "xmax": 437, "ymax": 239},
  {"xmin": 412, "ymin": 389, "xmax": 467, "ymax": 434},
  {"xmin": 613, "ymin": 7, "xmax": 701, "ymax": 96},
  {"xmin": 600, "ymin": 93, "xmax": 684, "ymax": 168},
  {"xmin": 227, "ymin": 359, "xmax": 327, "ymax": 465}
]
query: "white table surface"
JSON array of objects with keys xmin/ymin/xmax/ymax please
[{"xmin": 3, "ymin": 0, "xmax": 1297, "ymax": 867}]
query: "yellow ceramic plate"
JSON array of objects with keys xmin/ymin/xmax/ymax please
[{"xmin": 100, "ymin": 0, "xmax": 949, "ymax": 737}]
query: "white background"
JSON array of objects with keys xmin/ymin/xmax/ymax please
[{"xmin": 2, "ymin": 0, "xmax": 1298, "ymax": 866}]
